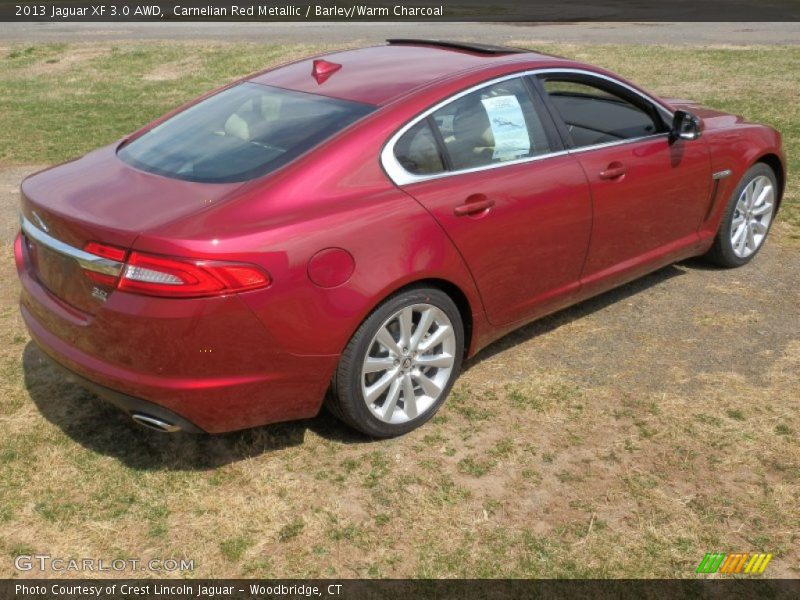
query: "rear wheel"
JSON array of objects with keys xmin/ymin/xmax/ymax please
[
  {"xmin": 328, "ymin": 287, "xmax": 464, "ymax": 437},
  {"xmin": 704, "ymin": 163, "xmax": 777, "ymax": 267}
]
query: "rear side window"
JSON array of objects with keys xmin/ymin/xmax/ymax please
[
  {"xmin": 392, "ymin": 77, "xmax": 553, "ymax": 177},
  {"xmin": 119, "ymin": 83, "xmax": 375, "ymax": 183},
  {"xmin": 432, "ymin": 78, "xmax": 551, "ymax": 171},
  {"xmin": 393, "ymin": 121, "xmax": 446, "ymax": 175},
  {"xmin": 540, "ymin": 78, "xmax": 663, "ymax": 148}
]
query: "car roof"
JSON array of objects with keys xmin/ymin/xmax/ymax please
[{"xmin": 248, "ymin": 41, "xmax": 562, "ymax": 106}]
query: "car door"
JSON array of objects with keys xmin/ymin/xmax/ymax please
[
  {"xmin": 384, "ymin": 76, "xmax": 593, "ymax": 326},
  {"xmin": 535, "ymin": 73, "xmax": 712, "ymax": 289}
]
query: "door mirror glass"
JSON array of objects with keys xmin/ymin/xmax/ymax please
[{"xmin": 670, "ymin": 110, "xmax": 701, "ymax": 142}]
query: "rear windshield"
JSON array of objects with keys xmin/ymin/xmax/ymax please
[{"xmin": 118, "ymin": 83, "xmax": 375, "ymax": 183}]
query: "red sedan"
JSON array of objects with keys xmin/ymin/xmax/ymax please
[{"xmin": 15, "ymin": 40, "xmax": 785, "ymax": 437}]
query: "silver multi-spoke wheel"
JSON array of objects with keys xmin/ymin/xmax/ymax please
[
  {"xmin": 329, "ymin": 287, "xmax": 463, "ymax": 437},
  {"xmin": 730, "ymin": 175, "xmax": 775, "ymax": 258},
  {"xmin": 361, "ymin": 303, "xmax": 456, "ymax": 424},
  {"xmin": 705, "ymin": 163, "xmax": 779, "ymax": 268}
]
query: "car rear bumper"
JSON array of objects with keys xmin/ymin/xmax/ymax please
[
  {"xmin": 16, "ymin": 233, "xmax": 339, "ymax": 433},
  {"xmin": 34, "ymin": 345, "xmax": 206, "ymax": 433}
]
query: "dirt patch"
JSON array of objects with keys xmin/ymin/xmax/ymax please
[
  {"xmin": 24, "ymin": 46, "xmax": 108, "ymax": 76},
  {"xmin": 143, "ymin": 56, "xmax": 204, "ymax": 82}
]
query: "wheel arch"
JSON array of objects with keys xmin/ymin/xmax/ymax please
[
  {"xmin": 355, "ymin": 277, "xmax": 475, "ymax": 360},
  {"xmin": 413, "ymin": 277, "xmax": 473, "ymax": 356},
  {"xmin": 755, "ymin": 153, "xmax": 785, "ymax": 208}
]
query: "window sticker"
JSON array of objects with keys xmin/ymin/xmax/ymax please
[{"xmin": 480, "ymin": 95, "xmax": 530, "ymax": 161}]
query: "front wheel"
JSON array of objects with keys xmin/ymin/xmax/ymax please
[
  {"xmin": 328, "ymin": 287, "xmax": 464, "ymax": 438},
  {"xmin": 704, "ymin": 163, "xmax": 778, "ymax": 267}
]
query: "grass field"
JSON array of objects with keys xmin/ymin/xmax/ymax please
[{"xmin": 0, "ymin": 41, "xmax": 797, "ymax": 578}]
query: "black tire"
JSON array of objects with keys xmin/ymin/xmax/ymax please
[
  {"xmin": 704, "ymin": 163, "xmax": 778, "ymax": 268},
  {"xmin": 327, "ymin": 286, "xmax": 464, "ymax": 438}
]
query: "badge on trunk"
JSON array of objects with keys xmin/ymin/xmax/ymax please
[{"xmin": 91, "ymin": 287, "xmax": 108, "ymax": 302}]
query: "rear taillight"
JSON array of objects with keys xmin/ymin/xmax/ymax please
[
  {"xmin": 81, "ymin": 243, "xmax": 270, "ymax": 298},
  {"xmin": 82, "ymin": 241, "xmax": 127, "ymax": 287},
  {"xmin": 119, "ymin": 252, "xmax": 270, "ymax": 298},
  {"xmin": 14, "ymin": 232, "xmax": 24, "ymax": 272},
  {"xmin": 84, "ymin": 241, "xmax": 127, "ymax": 262}
]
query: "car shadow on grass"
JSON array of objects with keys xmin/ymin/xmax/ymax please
[
  {"xmin": 22, "ymin": 343, "xmax": 369, "ymax": 471},
  {"xmin": 464, "ymin": 263, "xmax": 688, "ymax": 369},
  {"xmin": 22, "ymin": 262, "xmax": 691, "ymax": 470}
]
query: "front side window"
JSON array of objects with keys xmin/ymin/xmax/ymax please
[
  {"xmin": 119, "ymin": 83, "xmax": 375, "ymax": 183},
  {"xmin": 540, "ymin": 77, "xmax": 664, "ymax": 148}
]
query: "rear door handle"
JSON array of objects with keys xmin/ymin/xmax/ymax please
[
  {"xmin": 454, "ymin": 195, "xmax": 495, "ymax": 216},
  {"xmin": 599, "ymin": 162, "xmax": 627, "ymax": 180}
]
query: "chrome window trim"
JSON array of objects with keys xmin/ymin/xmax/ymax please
[
  {"xmin": 20, "ymin": 215, "xmax": 125, "ymax": 277},
  {"xmin": 380, "ymin": 67, "xmax": 675, "ymax": 186},
  {"xmin": 534, "ymin": 67, "xmax": 675, "ymax": 126},
  {"xmin": 567, "ymin": 132, "xmax": 669, "ymax": 155}
]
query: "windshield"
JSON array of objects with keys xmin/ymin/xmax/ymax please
[{"xmin": 118, "ymin": 83, "xmax": 375, "ymax": 183}]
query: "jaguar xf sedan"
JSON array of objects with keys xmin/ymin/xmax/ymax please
[{"xmin": 15, "ymin": 40, "xmax": 785, "ymax": 437}]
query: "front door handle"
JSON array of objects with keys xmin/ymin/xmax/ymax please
[
  {"xmin": 599, "ymin": 162, "xmax": 627, "ymax": 180},
  {"xmin": 454, "ymin": 195, "xmax": 495, "ymax": 216}
]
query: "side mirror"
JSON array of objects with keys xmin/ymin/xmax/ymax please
[{"xmin": 669, "ymin": 110, "xmax": 701, "ymax": 142}]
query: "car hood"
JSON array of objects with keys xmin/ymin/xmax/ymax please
[{"xmin": 662, "ymin": 97, "xmax": 746, "ymax": 130}]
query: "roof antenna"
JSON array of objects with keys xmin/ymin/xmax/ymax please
[{"xmin": 312, "ymin": 59, "xmax": 342, "ymax": 84}]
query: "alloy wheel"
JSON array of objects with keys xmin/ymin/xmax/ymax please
[
  {"xmin": 730, "ymin": 175, "xmax": 775, "ymax": 258},
  {"xmin": 361, "ymin": 303, "xmax": 456, "ymax": 424}
]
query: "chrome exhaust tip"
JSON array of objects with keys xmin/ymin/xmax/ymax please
[{"xmin": 131, "ymin": 413, "xmax": 182, "ymax": 433}]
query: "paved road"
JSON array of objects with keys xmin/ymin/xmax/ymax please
[{"xmin": 2, "ymin": 22, "xmax": 799, "ymax": 45}]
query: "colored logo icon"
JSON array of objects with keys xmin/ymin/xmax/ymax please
[{"xmin": 696, "ymin": 553, "xmax": 773, "ymax": 574}]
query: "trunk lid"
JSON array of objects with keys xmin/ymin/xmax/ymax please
[{"xmin": 20, "ymin": 144, "xmax": 243, "ymax": 315}]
